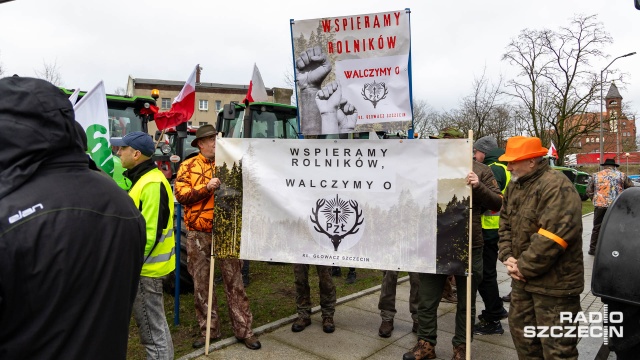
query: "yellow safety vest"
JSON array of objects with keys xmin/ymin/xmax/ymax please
[
  {"xmin": 128, "ymin": 168, "xmax": 176, "ymax": 277},
  {"xmin": 481, "ymin": 162, "xmax": 510, "ymax": 229}
]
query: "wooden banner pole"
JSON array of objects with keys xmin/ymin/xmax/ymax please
[{"xmin": 466, "ymin": 130, "xmax": 473, "ymax": 360}]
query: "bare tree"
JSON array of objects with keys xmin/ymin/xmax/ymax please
[
  {"xmin": 435, "ymin": 68, "xmax": 514, "ymax": 144},
  {"xmin": 412, "ymin": 99, "xmax": 450, "ymax": 138},
  {"xmin": 35, "ymin": 59, "xmax": 64, "ymax": 86},
  {"xmin": 113, "ymin": 87, "xmax": 126, "ymax": 96},
  {"xmin": 462, "ymin": 69, "xmax": 505, "ymax": 139},
  {"xmin": 0, "ymin": 51, "xmax": 4, "ymax": 77},
  {"xmin": 502, "ymin": 14, "xmax": 613, "ymax": 164}
]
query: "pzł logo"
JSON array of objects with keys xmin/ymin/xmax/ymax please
[{"xmin": 309, "ymin": 194, "xmax": 365, "ymax": 251}]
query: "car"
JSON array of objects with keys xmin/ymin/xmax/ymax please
[{"xmin": 552, "ymin": 166, "xmax": 591, "ymax": 201}]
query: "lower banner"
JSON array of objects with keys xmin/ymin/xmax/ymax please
[{"xmin": 213, "ymin": 138, "xmax": 471, "ymax": 275}]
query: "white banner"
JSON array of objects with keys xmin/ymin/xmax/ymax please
[
  {"xmin": 291, "ymin": 10, "xmax": 412, "ymax": 135},
  {"xmin": 214, "ymin": 138, "xmax": 472, "ymax": 274}
]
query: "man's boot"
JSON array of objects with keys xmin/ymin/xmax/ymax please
[
  {"xmin": 473, "ymin": 319, "xmax": 504, "ymax": 335},
  {"xmin": 402, "ymin": 339, "xmax": 436, "ymax": 360},
  {"xmin": 331, "ymin": 266, "xmax": 342, "ymax": 277},
  {"xmin": 452, "ymin": 344, "xmax": 465, "ymax": 360},
  {"xmin": 378, "ymin": 320, "xmax": 394, "ymax": 338}
]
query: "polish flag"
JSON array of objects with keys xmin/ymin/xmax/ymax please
[
  {"xmin": 548, "ymin": 141, "xmax": 558, "ymax": 159},
  {"xmin": 154, "ymin": 65, "xmax": 197, "ymax": 130},
  {"xmin": 243, "ymin": 63, "xmax": 268, "ymax": 104}
]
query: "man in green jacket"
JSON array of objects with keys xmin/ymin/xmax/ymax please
[
  {"xmin": 404, "ymin": 128, "xmax": 503, "ymax": 360},
  {"xmin": 498, "ymin": 136, "xmax": 583, "ymax": 359},
  {"xmin": 473, "ymin": 136, "xmax": 510, "ymax": 336},
  {"xmin": 112, "ymin": 132, "xmax": 176, "ymax": 359}
]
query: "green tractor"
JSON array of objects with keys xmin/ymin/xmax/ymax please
[{"xmin": 552, "ymin": 166, "xmax": 591, "ymax": 201}]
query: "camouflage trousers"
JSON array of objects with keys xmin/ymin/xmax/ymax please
[
  {"xmin": 509, "ymin": 286, "xmax": 581, "ymax": 360},
  {"xmin": 185, "ymin": 230, "xmax": 254, "ymax": 339},
  {"xmin": 378, "ymin": 271, "xmax": 420, "ymax": 323},
  {"xmin": 293, "ymin": 264, "xmax": 336, "ymax": 319}
]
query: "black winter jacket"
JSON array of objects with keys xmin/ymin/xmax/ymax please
[{"xmin": 0, "ymin": 77, "xmax": 146, "ymax": 360}]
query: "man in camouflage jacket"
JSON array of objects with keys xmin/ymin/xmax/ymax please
[
  {"xmin": 498, "ymin": 136, "xmax": 583, "ymax": 359},
  {"xmin": 175, "ymin": 125, "xmax": 261, "ymax": 351}
]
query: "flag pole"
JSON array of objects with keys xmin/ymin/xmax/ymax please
[
  {"xmin": 154, "ymin": 128, "xmax": 167, "ymax": 150},
  {"xmin": 204, "ymin": 167, "xmax": 218, "ymax": 355},
  {"xmin": 466, "ymin": 130, "xmax": 473, "ymax": 360}
]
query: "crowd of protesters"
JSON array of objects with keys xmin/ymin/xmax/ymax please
[{"xmin": 1, "ymin": 76, "xmax": 635, "ymax": 360}]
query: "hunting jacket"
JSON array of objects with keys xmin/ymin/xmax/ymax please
[
  {"xmin": 175, "ymin": 153, "xmax": 215, "ymax": 233},
  {"xmin": 498, "ymin": 162, "xmax": 584, "ymax": 297}
]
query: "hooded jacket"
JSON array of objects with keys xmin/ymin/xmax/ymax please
[
  {"xmin": 0, "ymin": 77, "xmax": 146, "ymax": 360},
  {"xmin": 482, "ymin": 148, "xmax": 508, "ymax": 190}
]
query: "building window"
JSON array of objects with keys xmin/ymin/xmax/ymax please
[
  {"xmin": 215, "ymin": 100, "xmax": 221, "ymax": 111},
  {"xmin": 161, "ymin": 98, "xmax": 172, "ymax": 109},
  {"xmin": 187, "ymin": 121, "xmax": 193, "ymax": 126},
  {"xmin": 199, "ymin": 99, "xmax": 208, "ymax": 111},
  {"xmin": 586, "ymin": 138, "xmax": 590, "ymax": 143},
  {"xmin": 199, "ymin": 122, "xmax": 208, "ymax": 126},
  {"xmin": 595, "ymin": 137, "xmax": 599, "ymax": 143}
]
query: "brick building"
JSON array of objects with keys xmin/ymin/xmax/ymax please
[
  {"xmin": 571, "ymin": 82, "xmax": 637, "ymax": 161},
  {"xmin": 126, "ymin": 66, "xmax": 293, "ymax": 134}
]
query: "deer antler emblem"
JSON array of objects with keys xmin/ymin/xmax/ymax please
[
  {"xmin": 361, "ymin": 81, "xmax": 388, "ymax": 109},
  {"xmin": 310, "ymin": 195, "xmax": 364, "ymax": 251}
]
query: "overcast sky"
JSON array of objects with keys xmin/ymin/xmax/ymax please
[{"xmin": 1, "ymin": 0, "xmax": 638, "ymax": 114}]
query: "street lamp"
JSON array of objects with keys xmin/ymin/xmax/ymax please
[
  {"xmin": 599, "ymin": 52, "xmax": 637, "ymax": 167},
  {"xmin": 625, "ymin": 152, "xmax": 630, "ymax": 174}
]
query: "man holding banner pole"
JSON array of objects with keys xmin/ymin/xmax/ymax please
[
  {"xmin": 404, "ymin": 128, "xmax": 502, "ymax": 360},
  {"xmin": 174, "ymin": 125, "xmax": 261, "ymax": 351}
]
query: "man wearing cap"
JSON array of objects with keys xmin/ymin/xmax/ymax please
[
  {"xmin": 405, "ymin": 127, "xmax": 502, "ymax": 360},
  {"xmin": 174, "ymin": 125, "xmax": 261, "ymax": 351},
  {"xmin": 112, "ymin": 131, "xmax": 176, "ymax": 359},
  {"xmin": 586, "ymin": 158, "xmax": 633, "ymax": 255},
  {"xmin": 0, "ymin": 77, "xmax": 146, "ymax": 359},
  {"xmin": 498, "ymin": 136, "xmax": 583, "ymax": 359},
  {"xmin": 472, "ymin": 136, "xmax": 510, "ymax": 336}
]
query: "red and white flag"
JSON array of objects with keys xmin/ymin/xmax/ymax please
[
  {"xmin": 243, "ymin": 63, "xmax": 268, "ymax": 104},
  {"xmin": 548, "ymin": 141, "xmax": 558, "ymax": 159},
  {"xmin": 154, "ymin": 65, "xmax": 197, "ymax": 130}
]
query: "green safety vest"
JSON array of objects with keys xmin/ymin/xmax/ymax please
[
  {"xmin": 128, "ymin": 168, "xmax": 176, "ymax": 277},
  {"xmin": 481, "ymin": 162, "xmax": 510, "ymax": 230}
]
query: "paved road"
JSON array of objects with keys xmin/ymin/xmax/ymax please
[{"xmin": 181, "ymin": 213, "xmax": 612, "ymax": 360}]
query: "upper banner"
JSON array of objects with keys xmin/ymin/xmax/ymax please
[
  {"xmin": 213, "ymin": 138, "xmax": 471, "ymax": 275},
  {"xmin": 291, "ymin": 10, "xmax": 412, "ymax": 136}
]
